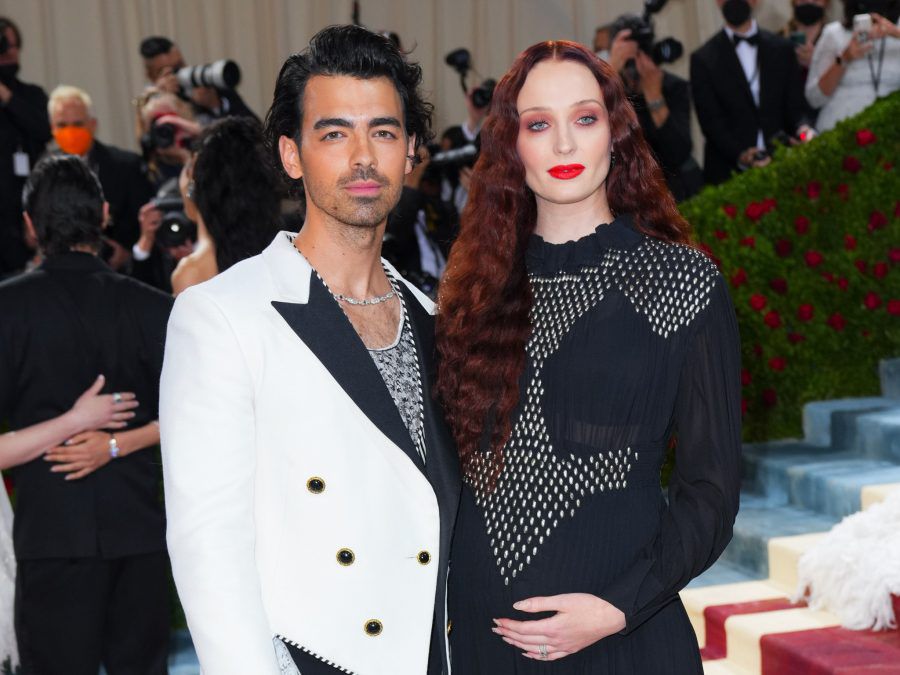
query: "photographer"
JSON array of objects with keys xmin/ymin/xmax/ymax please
[
  {"xmin": 139, "ymin": 36, "xmax": 258, "ymax": 126},
  {"xmin": 0, "ymin": 16, "xmax": 51, "ymax": 278},
  {"xmin": 135, "ymin": 88, "xmax": 201, "ymax": 189},
  {"xmin": 608, "ymin": 14, "xmax": 703, "ymax": 201}
]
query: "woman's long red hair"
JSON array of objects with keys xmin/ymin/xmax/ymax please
[{"xmin": 435, "ymin": 40, "xmax": 692, "ymax": 480}]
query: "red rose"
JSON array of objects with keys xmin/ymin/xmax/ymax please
[
  {"xmin": 895, "ymin": 201, "xmax": 900, "ymax": 218},
  {"xmin": 797, "ymin": 304, "xmax": 815, "ymax": 321},
  {"xmin": 788, "ymin": 332, "xmax": 807, "ymax": 343},
  {"xmin": 845, "ymin": 234, "xmax": 857, "ymax": 250},
  {"xmin": 768, "ymin": 357, "xmax": 787, "ymax": 372},
  {"xmin": 836, "ymin": 183, "xmax": 850, "ymax": 200},
  {"xmin": 843, "ymin": 156, "xmax": 862, "ymax": 173},
  {"xmin": 822, "ymin": 271, "xmax": 835, "ymax": 283},
  {"xmin": 770, "ymin": 277, "xmax": 788, "ymax": 294},
  {"xmin": 723, "ymin": 204, "xmax": 738, "ymax": 218},
  {"xmin": 827, "ymin": 312, "xmax": 847, "ymax": 331},
  {"xmin": 749, "ymin": 293, "xmax": 767, "ymax": 311},
  {"xmin": 731, "ymin": 268, "xmax": 748, "ymax": 287},
  {"xmin": 888, "ymin": 299, "xmax": 900, "ymax": 315},
  {"xmin": 856, "ymin": 129, "xmax": 877, "ymax": 146},
  {"xmin": 856, "ymin": 259, "xmax": 868, "ymax": 274},
  {"xmin": 740, "ymin": 236, "xmax": 756, "ymax": 248},
  {"xmin": 806, "ymin": 182, "xmax": 821, "ymax": 199},
  {"xmin": 775, "ymin": 238, "xmax": 793, "ymax": 257},
  {"xmin": 762, "ymin": 198, "xmax": 777, "ymax": 213},
  {"xmin": 741, "ymin": 369, "xmax": 752, "ymax": 387},
  {"xmin": 889, "ymin": 249, "xmax": 900, "ymax": 264},
  {"xmin": 764, "ymin": 310, "xmax": 782, "ymax": 328},
  {"xmin": 885, "ymin": 162, "xmax": 894, "ymax": 171},
  {"xmin": 864, "ymin": 292, "xmax": 882, "ymax": 309},
  {"xmin": 837, "ymin": 277, "xmax": 849, "ymax": 291},
  {"xmin": 868, "ymin": 210, "xmax": 888, "ymax": 231},
  {"xmin": 805, "ymin": 250, "xmax": 824, "ymax": 267},
  {"xmin": 794, "ymin": 215, "xmax": 811, "ymax": 234},
  {"xmin": 762, "ymin": 388, "xmax": 778, "ymax": 407},
  {"xmin": 874, "ymin": 262, "xmax": 889, "ymax": 279},
  {"xmin": 714, "ymin": 229, "xmax": 728, "ymax": 240},
  {"xmin": 745, "ymin": 202, "xmax": 766, "ymax": 221}
]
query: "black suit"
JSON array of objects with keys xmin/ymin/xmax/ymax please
[
  {"xmin": 690, "ymin": 29, "xmax": 807, "ymax": 185},
  {"xmin": 0, "ymin": 252, "xmax": 173, "ymax": 674},
  {"xmin": 87, "ymin": 140, "xmax": 155, "ymax": 249}
]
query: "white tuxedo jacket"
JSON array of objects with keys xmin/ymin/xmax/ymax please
[{"xmin": 160, "ymin": 232, "xmax": 460, "ymax": 675}]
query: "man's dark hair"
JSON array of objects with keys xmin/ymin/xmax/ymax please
[
  {"xmin": 140, "ymin": 35, "xmax": 174, "ymax": 59},
  {"xmin": 263, "ymin": 24, "xmax": 434, "ymax": 196},
  {"xmin": 0, "ymin": 17, "xmax": 22, "ymax": 49},
  {"xmin": 22, "ymin": 155, "xmax": 105, "ymax": 256},
  {"xmin": 192, "ymin": 117, "xmax": 281, "ymax": 272}
]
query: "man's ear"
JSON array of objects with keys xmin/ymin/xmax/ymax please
[
  {"xmin": 405, "ymin": 133, "xmax": 417, "ymax": 176},
  {"xmin": 279, "ymin": 135, "xmax": 303, "ymax": 180}
]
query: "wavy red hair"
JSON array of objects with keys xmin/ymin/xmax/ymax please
[{"xmin": 435, "ymin": 40, "xmax": 692, "ymax": 480}]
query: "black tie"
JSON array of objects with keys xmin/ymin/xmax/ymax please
[{"xmin": 733, "ymin": 33, "xmax": 760, "ymax": 47}]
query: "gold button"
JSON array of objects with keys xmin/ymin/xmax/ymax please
[
  {"xmin": 364, "ymin": 619, "xmax": 383, "ymax": 636},
  {"xmin": 306, "ymin": 477, "xmax": 325, "ymax": 494},
  {"xmin": 336, "ymin": 548, "xmax": 355, "ymax": 566},
  {"xmin": 417, "ymin": 550, "xmax": 431, "ymax": 565}
]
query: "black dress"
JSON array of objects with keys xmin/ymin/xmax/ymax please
[{"xmin": 448, "ymin": 215, "xmax": 742, "ymax": 673}]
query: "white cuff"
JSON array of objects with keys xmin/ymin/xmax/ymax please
[{"xmin": 132, "ymin": 242, "xmax": 152, "ymax": 261}]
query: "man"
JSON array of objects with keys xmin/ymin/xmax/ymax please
[
  {"xmin": 0, "ymin": 155, "xmax": 173, "ymax": 674},
  {"xmin": 139, "ymin": 35, "xmax": 258, "ymax": 125},
  {"xmin": 48, "ymin": 85, "xmax": 155, "ymax": 270},
  {"xmin": 161, "ymin": 25, "xmax": 460, "ymax": 675},
  {"xmin": 0, "ymin": 16, "xmax": 51, "ymax": 277},
  {"xmin": 690, "ymin": 0, "xmax": 813, "ymax": 184}
]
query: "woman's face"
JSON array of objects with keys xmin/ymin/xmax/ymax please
[{"xmin": 515, "ymin": 59, "xmax": 612, "ymax": 208}]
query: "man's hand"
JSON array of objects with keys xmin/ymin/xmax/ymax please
[
  {"xmin": 739, "ymin": 147, "xmax": 770, "ymax": 169},
  {"xmin": 153, "ymin": 68, "xmax": 181, "ymax": 95},
  {"xmin": 843, "ymin": 32, "xmax": 874, "ymax": 61},
  {"xmin": 608, "ymin": 30, "xmax": 639, "ymax": 73},
  {"xmin": 492, "ymin": 593, "xmax": 626, "ymax": 661},
  {"xmin": 0, "ymin": 81, "xmax": 12, "ymax": 104},
  {"xmin": 45, "ymin": 430, "xmax": 113, "ymax": 480},
  {"xmin": 871, "ymin": 13, "xmax": 900, "ymax": 39},
  {"xmin": 137, "ymin": 201, "xmax": 163, "ymax": 254},
  {"xmin": 635, "ymin": 51, "xmax": 664, "ymax": 102}
]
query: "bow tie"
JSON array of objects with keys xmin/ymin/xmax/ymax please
[{"xmin": 733, "ymin": 33, "xmax": 760, "ymax": 47}]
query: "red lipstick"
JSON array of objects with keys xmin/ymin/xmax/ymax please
[{"xmin": 548, "ymin": 164, "xmax": 585, "ymax": 180}]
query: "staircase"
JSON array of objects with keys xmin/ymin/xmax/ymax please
[{"xmin": 681, "ymin": 358, "xmax": 900, "ymax": 674}]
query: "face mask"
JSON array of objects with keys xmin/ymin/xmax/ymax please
[
  {"xmin": 722, "ymin": 0, "xmax": 753, "ymax": 27},
  {"xmin": 794, "ymin": 3, "xmax": 825, "ymax": 25},
  {"xmin": 53, "ymin": 126, "xmax": 94, "ymax": 156},
  {"xmin": 0, "ymin": 62, "xmax": 19, "ymax": 85}
]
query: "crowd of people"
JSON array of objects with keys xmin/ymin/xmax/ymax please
[{"xmin": 0, "ymin": 1, "xmax": 898, "ymax": 673}]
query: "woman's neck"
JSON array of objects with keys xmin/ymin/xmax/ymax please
[{"xmin": 533, "ymin": 189, "xmax": 614, "ymax": 244}]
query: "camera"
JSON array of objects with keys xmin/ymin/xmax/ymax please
[
  {"xmin": 429, "ymin": 143, "xmax": 478, "ymax": 169},
  {"xmin": 176, "ymin": 60, "xmax": 241, "ymax": 91},
  {"xmin": 444, "ymin": 48, "xmax": 495, "ymax": 109},
  {"xmin": 471, "ymin": 79, "xmax": 496, "ymax": 110},
  {"xmin": 610, "ymin": 0, "xmax": 684, "ymax": 65},
  {"xmin": 151, "ymin": 195, "xmax": 196, "ymax": 248}
]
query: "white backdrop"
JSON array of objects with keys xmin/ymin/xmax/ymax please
[{"xmin": 0, "ymin": 0, "xmax": 815, "ymax": 154}]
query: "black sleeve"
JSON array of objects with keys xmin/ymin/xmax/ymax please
[
  {"xmin": 220, "ymin": 90, "xmax": 260, "ymax": 123},
  {"xmin": 119, "ymin": 158, "xmax": 155, "ymax": 248},
  {"xmin": 782, "ymin": 43, "xmax": 809, "ymax": 132},
  {"xmin": 649, "ymin": 75, "xmax": 694, "ymax": 170},
  {"xmin": 598, "ymin": 273, "xmax": 743, "ymax": 632},
  {"xmin": 4, "ymin": 84, "xmax": 52, "ymax": 152},
  {"xmin": 690, "ymin": 50, "xmax": 745, "ymax": 166}
]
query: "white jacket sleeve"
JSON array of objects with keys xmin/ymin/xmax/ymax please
[
  {"xmin": 160, "ymin": 287, "xmax": 279, "ymax": 674},
  {"xmin": 806, "ymin": 24, "xmax": 842, "ymax": 109}
]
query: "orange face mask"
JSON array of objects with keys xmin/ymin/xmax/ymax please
[{"xmin": 53, "ymin": 126, "xmax": 93, "ymax": 156}]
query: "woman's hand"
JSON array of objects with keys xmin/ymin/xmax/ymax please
[
  {"xmin": 492, "ymin": 593, "xmax": 626, "ymax": 661},
  {"xmin": 69, "ymin": 375, "xmax": 138, "ymax": 432},
  {"xmin": 871, "ymin": 13, "xmax": 900, "ymax": 39},
  {"xmin": 842, "ymin": 32, "xmax": 874, "ymax": 62},
  {"xmin": 45, "ymin": 430, "xmax": 114, "ymax": 480}
]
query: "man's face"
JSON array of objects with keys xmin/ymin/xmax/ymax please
[
  {"xmin": 291, "ymin": 75, "xmax": 414, "ymax": 230},
  {"xmin": 145, "ymin": 46, "xmax": 185, "ymax": 82},
  {"xmin": 50, "ymin": 97, "xmax": 97, "ymax": 135},
  {"xmin": 0, "ymin": 26, "xmax": 20, "ymax": 67}
]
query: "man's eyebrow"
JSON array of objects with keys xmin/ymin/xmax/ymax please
[
  {"xmin": 311, "ymin": 116, "xmax": 403, "ymax": 130},
  {"xmin": 369, "ymin": 116, "xmax": 402, "ymax": 129}
]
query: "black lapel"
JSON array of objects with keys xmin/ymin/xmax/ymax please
[
  {"xmin": 714, "ymin": 30, "xmax": 757, "ymax": 111},
  {"xmin": 272, "ymin": 275, "xmax": 425, "ymax": 474}
]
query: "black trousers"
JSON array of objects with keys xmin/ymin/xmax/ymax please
[{"xmin": 14, "ymin": 552, "xmax": 170, "ymax": 675}]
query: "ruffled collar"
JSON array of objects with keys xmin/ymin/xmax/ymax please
[{"xmin": 526, "ymin": 213, "xmax": 643, "ymax": 275}]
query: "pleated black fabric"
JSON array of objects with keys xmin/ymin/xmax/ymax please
[{"xmin": 448, "ymin": 215, "xmax": 742, "ymax": 673}]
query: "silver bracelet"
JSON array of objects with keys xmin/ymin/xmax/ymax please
[
  {"xmin": 108, "ymin": 433, "xmax": 120, "ymax": 459},
  {"xmin": 646, "ymin": 97, "xmax": 666, "ymax": 112}
]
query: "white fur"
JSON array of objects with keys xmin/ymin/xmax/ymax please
[{"xmin": 794, "ymin": 489, "xmax": 900, "ymax": 630}]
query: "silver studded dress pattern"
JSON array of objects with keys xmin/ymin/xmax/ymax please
[{"xmin": 448, "ymin": 215, "xmax": 743, "ymax": 674}]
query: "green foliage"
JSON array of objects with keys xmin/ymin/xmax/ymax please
[{"xmin": 679, "ymin": 91, "xmax": 900, "ymax": 441}]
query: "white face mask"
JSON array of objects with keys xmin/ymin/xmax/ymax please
[{"xmin": 595, "ymin": 49, "xmax": 611, "ymax": 63}]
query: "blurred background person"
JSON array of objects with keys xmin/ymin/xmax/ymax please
[
  {"xmin": 0, "ymin": 155, "xmax": 173, "ymax": 675},
  {"xmin": 0, "ymin": 16, "xmax": 50, "ymax": 279},
  {"xmin": 134, "ymin": 87, "xmax": 200, "ymax": 189},
  {"xmin": 139, "ymin": 35, "xmax": 258, "ymax": 126},
  {"xmin": 169, "ymin": 116, "xmax": 281, "ymax": 295},
  {"xmin": 780, "ymin": 0, "xmax": 830, "ymax": 126},
  {"xmin": 805, "ymin": 0, "xmax": 900, "ymax": 132},
  {"xmin": 608, "ymin": 13, "xmax": 703, "ymax": 201},
  {"xmin": 593, "ymin": 22, "xmax": 614, "ymax": 61},
  {"xmin": 48, "ymin": 85, "xmax": 154, "ymax": 271}
]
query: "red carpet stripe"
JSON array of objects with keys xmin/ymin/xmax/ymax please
[
  {"xmin": 761, "ymin": 626, "xmax": 900, "ymax": 674},
  {"xmin": 701, "ymin": 598, "xmax": 802, "ymax": 660}
]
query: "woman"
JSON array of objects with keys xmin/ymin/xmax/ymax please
[
  {"xmin": 806, "ymin": 2, "xmax": 900, "ymax": 131},
  {"xmin": 436, "ymin": 41, "xmax": 741, "ymax": 672},
  {"xmin": 170, "ymin": 116, "xmax": 281, "ymax": 295},
  {"xmin": 1, "ymin": 375, "xmax": 138, "ymax": 670}
]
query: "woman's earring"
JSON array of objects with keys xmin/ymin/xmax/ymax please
[
  {"xmin": 186, "ymin": 180, "xmax": 196, "ymax": 200},
  {"xmin": 610, "ymin": 151, "xmax": 617, "ymax": 167}
]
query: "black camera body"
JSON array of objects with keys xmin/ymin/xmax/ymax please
[
  {"xmin": 444, "ymin": 48, "xmax": 495, "ymax": 110},
  {"xmin": 429, "ymin": 143, "xmax": 478, "ymax": 169},
  {"xmin": 151, "ymin": 195, "xmax": 196, "ymax": 249},
  {"xmin": 610, "ymin": 0, "xmax": 683, "ymax": 66},
  {"xmin": 471, "ymin": 79, "xmax": 496, "ymax": 110}
]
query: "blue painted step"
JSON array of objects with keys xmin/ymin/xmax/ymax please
[
  {"xmin": 718, "ymin": 493, "xmax": 840, "ymax": 578},
  {"xmin": 880, "ymin": 358, "xmax": 900, "ymax": 399},
  {"xmin": 855, "ymin": 407, "xmax": 900, "ymax": 463},
  {"xmin": 802, "ymin": 397, "xmax": 898, "ymax": 448},
  {"xmin": 782, "ymin": 456, "xmax": 900, "ymax": 518},
  {"xmin": 687, "ymin": 557, "xmax": 764, "ymax": 589}
]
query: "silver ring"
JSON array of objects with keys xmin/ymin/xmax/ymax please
[
  {"xmin": 539, "ymin": 644, "xmax": 548, "ymax": 659},
  {"xmin": 112, "ymin": 392, "xmax": 122, "ymax": 404}
]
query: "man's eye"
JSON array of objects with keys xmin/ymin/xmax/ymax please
[
  {"xmin": 374, "ymin": 130, "xmax": 398, "ymax": 139},
  {"xmin": 322, "ymin": 131, "xmax": 344, "ymax": 140}
]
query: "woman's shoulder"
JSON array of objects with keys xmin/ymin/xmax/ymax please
[{"xmin": 171, "ymin": 249, "xmax": 218, "ymax": 296}]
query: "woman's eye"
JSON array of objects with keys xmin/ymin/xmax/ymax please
[
  {"xmin": 527, "ymin": 120, "xmax": 549, "ymax": 131},
  {"xmin": 576, "ymin": 115, "xmax": 598, "ymax": 125}
]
